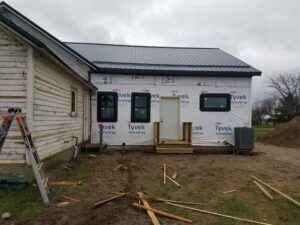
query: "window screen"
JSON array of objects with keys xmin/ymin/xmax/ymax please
[
  {"xmin": 131, "ymin": 93, "xmax": 151, "ymax": 122},
  {"xmin": 200, "ymin": 93, "xmax": 231, "ymax": 112},
  {"xmin": 97, "ymin": 92, "xmax": 118, "ymax": 122}
]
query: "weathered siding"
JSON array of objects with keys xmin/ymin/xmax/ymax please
[
  {"xmin": 0, "ymin": 23, "xmax": 28, "ymax": 163},
  {"xmin": 33, "ymin": 52, "xmax": 86, "ymax": 160},
  {"xmin": 2, "ymin": 11, "xmax": 90, "ymax": 80}
]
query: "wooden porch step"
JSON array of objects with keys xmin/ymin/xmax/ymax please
[
  {"xmin": 161, "ymin": 140, "xmax": 189, "ymax": 145},
  {"xmin": 156, "ymin": 147, "xmax": 194, "ymax": 154},
  {"xmin": 156, "ymin": 143, "xmax": 191, "ymax": 148}
]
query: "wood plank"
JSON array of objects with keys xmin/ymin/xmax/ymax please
[
  {"xmin": 165, "ymin": 202, "xmax": 272, "ymax": 225},
  {"xmin": 253, "ymin": 180, "xmax": 273, "ymax": 200},
  {"xmin": 133, "ymin": 203, "xmax": 192, "ymax": 224},
  {"xmin": 165, "ymin": 175, "xmax": 181, "ymax": 187},
  {"xmin": 138, "ymin": 192, "xmax": 161, "ymax": 225},
  {"xmin": 251, "ymin": 175, "xmax": 300, "ymax": 208},
  {"xmin": 48, "ymin": 181, "xmax": 82, "ymax": 186},
  {"xmin": 93, "ymin": 193, "xmax": 126, "ymax": 207},
  {"xmin": 156, "ymin": 148, "xmax": 193, "ymax": 154}
]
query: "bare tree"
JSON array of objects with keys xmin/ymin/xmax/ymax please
[
  {"xmin": 252, "ymin": 101, "xmax": 267, "ymax": 125},
  {"xmin": 269, "ymin": 71, "xmax": 300, "ymax": 121}
]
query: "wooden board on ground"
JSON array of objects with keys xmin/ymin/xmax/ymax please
[
  {"xmin": 165, "ymin": 202, "xmax": 273, "ymax": 225},
  {"xmin": 48, "ymin": 181, "xmax": 82, "ymax": 186},
  {"xmin": 133, "ymin": 203, "xmax": 192, "ymax": 224},
  {"xmin": 138, "ymin": 192, "xmax": 161, "ymax": 225},
  {"xmin": 93, "ymin": 193, "xmax": 126, "ymax": 208},
  {"xmin": 253, "ymin": 180, "xmax": 273, "ymax": 200},
  {"xmin": 251, "ymin": 175, "xmax": 300, "ymax": 208}
]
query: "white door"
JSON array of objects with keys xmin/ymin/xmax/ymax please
[
  {"xmin": 83, "ymin": 91, "xmax": 90, "ymax": 141},
  {"xmin": 160, "ymin": 97, "xmax": 180, "ymax": 140}
]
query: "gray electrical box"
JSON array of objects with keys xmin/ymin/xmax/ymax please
[{"xmin": 234, "ymin": 127, "xmax": 255, "ymax": 151}]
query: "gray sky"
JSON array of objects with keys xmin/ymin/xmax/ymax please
[{"xmin": 6, "ymin": 0, "xmax": 300, "ymax": 100}]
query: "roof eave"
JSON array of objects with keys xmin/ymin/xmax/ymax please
[
  {"xmin": 0, "ymin": 14, "xmax": 97, "ymax": 91},
  {"xmin": 93, "ymin": 67, "xmax": 262, "ymax": 77},
  {"xmin": 0, "ymin": 1, "xmax": 97, "ymax": 70}
]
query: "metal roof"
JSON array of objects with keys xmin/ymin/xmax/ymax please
[{"xmin": 65, "ymin": 42, "xmax": 262, "ymax": 77}]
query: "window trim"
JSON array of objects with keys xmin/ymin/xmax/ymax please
[
  {"xmin": 131, "ymin": 92, "xmax": 151, "ymax": 123},
  {"xmin": 97, "ymin": 91, "xmax": 118, "ymax": 122},
  {"xmin": 200, "ymin": 93, "xmax": 231, "ymax": 112},
  {"xmin": 70, "ymin": 88, "xmax": 77, "ymax": 117}
]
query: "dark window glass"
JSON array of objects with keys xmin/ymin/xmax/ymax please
[
  {"xmin": 97, "ymin": 92, "xmax": 118, "ymax": 122},
  {"xmin": 131, "ymin": 93, "xmax": 151, "ymax": 122},
  {"xmin": 71, "ymin": 91, "xmax": 76, "ymax": 113},
  {"xmin": 200, "ymin": 93, "xmax": 231, "ymax": 112}
]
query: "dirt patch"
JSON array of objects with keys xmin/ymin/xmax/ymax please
[
  {"xmin": 261, "ymin": 116, "xmax": 300, "ymax": 148},
  {"xmin": 3, "ymin": 143, "xmax": 300, "ymax": 225}
]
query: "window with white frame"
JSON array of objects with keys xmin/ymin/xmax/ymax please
[{"xmin": 71, "ymin": 89, "xmax": 77, "ymax": 116}]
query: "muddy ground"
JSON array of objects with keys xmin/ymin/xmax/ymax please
[{"xmin": 5, "ymin": 143, "xmax": 300, "ymax": 225}]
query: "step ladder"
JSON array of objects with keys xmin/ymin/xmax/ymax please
[{"xmin": 0, "ymin": 108, "xmax": 50, "ymax": 205}]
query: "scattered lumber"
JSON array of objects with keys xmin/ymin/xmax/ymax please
[
  {"xmin": 166, "ymin": 174, "xmax": 181, "ymax": 187},
  {"xmin": 113, "ymin": 164, "xmax": 122, "ymax": 171},
  {"xmin": 223, "ymin": 189, "xmax": 237, "ymax": 194},
  {"xmin": 57, "ymin": 201, "xmax": 70, "ymax": 207},
  {"xmin": 48, "ymin": 181, "xmax": 82, "ymax": 186},
  {"xmin": 165, "ymin": 202, "xmax": 273, "ymax": 225},
  {"xmin": 251, "ymin": 175, "xmax": 300, "ymax": 208},
  {"xmin": 138, "ymin": 192, "xmax": 161, "ymax": 225},
  {"xmin": 89, "ymin": 154, "xmax": 97, "ymax": 158},
  {"xmin": 142, "ymin": 195, "xmax": 209, "ymax": 205},
  {"xmin": 93, "ymin": 193, "xmax": 126, "ymax": 208},
  {"xmin": 253, "ymin": 180, "xmax": 273, "ymax": 200},
  {"xmin": 61, "ymin": 195, "xmax": 81, "ymax": 203},
  {"xmin": 163, "ymin": 163, "xmax": 166, "ymax": 184},
  {"xmin": 132, "ymin": 203, "xmax": 192, "ymax": 224}
]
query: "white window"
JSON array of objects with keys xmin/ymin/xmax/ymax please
[{"xmin": 71, "ymin": 89, "xmax": 77, "ymax": 116}]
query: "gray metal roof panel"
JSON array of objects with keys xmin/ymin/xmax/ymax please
[
  {"xmin": 65, "ymin": 42, "xmax": 261, "ymax": 76},
  {"xmin": 65, "ymin": 42, "xmax": 248, "ymax": 66}
]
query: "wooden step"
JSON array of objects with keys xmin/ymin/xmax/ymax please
[
  {"xmin": 156, "ymin": 147, "xmax": 194, "ymax": 154},
  {"xmin": 156, "ymin": 143, "xmax": 191, "ymax": 148},
  {"xmin": 160, "ymin": 140, "xmax": 189, "ymax": 145}
]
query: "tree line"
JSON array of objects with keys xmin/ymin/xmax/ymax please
[{"xmin": 252, "ymin": 71, "xmax": 300, "ymax": 125}]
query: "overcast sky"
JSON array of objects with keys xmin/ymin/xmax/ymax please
[{"xmin": 6, "ymin": 0, "xmax": 300, "ymax": 100}]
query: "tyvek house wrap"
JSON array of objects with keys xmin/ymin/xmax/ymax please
[{"xmin": 91, "ymin": 74, "xmax": 251, "ymax": 146}]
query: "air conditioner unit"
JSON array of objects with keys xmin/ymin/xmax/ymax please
[{"xmin": 234, "ymin": 127, "xmax": 255, "ymax": 151}]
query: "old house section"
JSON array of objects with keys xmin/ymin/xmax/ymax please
[
  {"xmin": 0, "ymin": 3, "xmax": 96, "ymax": 164},
  {"xmin": 0, "ymin": 23, "xmax": 29, "ymax": 163}
]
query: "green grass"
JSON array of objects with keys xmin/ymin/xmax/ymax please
[
  {"xmin": 0, "ymin": 185, "xmax": 46, "ymax": 220},
  {"xmin": 0, "ymin": 155, "xmax": 92, "ymax": 221},
  {"xmin": 253, "ymin": 123, "xmax": 281, "ymax": 140}
]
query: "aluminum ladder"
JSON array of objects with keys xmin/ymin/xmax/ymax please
[{"xmin": 0, "ymin": 108, "xmax": 50, "ymax": 205}]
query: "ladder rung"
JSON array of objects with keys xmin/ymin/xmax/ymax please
[
  {"xmin": 38, "ymin": 162, "xmax": 43, "ymax": 171},
  {"xmin": 43, "ymin": 177, "xmax": 49, "ymax": 189}
]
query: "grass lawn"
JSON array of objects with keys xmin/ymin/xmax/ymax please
[
  {"xmin": 0, "ymin": 156, "xmax": 91, "ymax": 221},
  {"xmin": 253, "ymin": 123, "xmax": 281, "ymax": 140}
]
